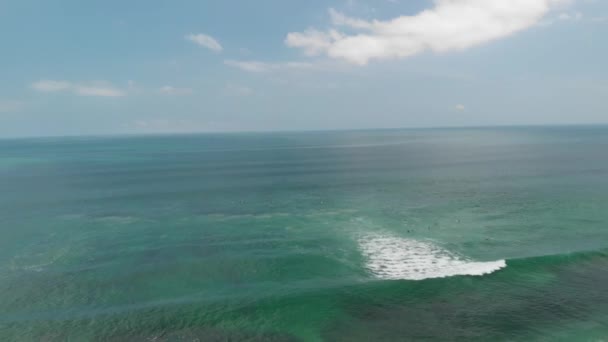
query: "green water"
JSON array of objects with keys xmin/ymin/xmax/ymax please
[{"xmin": 1, "ymin": 127, "xmax": 608, "ymax": 341}]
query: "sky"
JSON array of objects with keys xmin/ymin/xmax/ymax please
[{"xmin": 0, "ymin": 0, "xmax": 607, "ymax": 137}]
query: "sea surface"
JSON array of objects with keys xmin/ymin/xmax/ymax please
[{"xmin": 1, "ymin": 126, "xmax": 608, "ymax": 341}]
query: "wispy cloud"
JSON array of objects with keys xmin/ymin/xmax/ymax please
[
  {"xmin": 539, "ymin": 10, "xmax": 584, "ymax": 26},
  {"xmin": 0, "ymin": 100, "xmax": 24, "ymax": 113},
  {"xmin": 224, "ymin": 83, "xmax": 253, "ymax": 96},
  {"xmin": 224, "ymin": 59, "xmax": 321, "ymax": 73},
  {"xmin": 75, "ymin": 85, "xmax": 126, "ymax": 97},
  {"xmin": 186, "ymin": 33, "xmax": 223, "ymax": 52},
  {"xmin": 159, "ymin": 86, "xmax": 194, "ymax": 96},
  {"xmin": 558, "ymin": 11, "xmax": 583, "ymax": 21},
  {"xmin": 287, "ymin": 0, "xmax": 571, "ymax": 65},
  {"xmin": 31, "ymin": 80, "xmax": 126, "ymax": 97},
  {"xmin": 224, "ymin": 60, "xmax": 271, "ymax": 73},
  {"xmin": 31, "ymin": 80, "xmax": 71, "ymax": 92}
]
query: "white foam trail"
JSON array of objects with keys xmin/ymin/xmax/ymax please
[{"xmin": 359, "ymin": 233, "xmax": 506, "ymax": 281}]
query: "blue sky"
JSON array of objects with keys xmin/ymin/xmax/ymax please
[{"xmin": 0, "ymin": 0, "xmax": 607, "ymax": 137}]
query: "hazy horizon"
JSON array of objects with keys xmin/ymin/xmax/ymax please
[{"xmin": 2, "ymin": 122, "xmax": 608, "ymax": 140}]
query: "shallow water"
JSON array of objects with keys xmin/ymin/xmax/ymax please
[{"xmin": 1, "ymin": 126, "xmax": 608, "ymax": 341}]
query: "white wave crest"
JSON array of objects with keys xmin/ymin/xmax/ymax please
[{"xmin": 359, "ymin": 233, "xmax": 506, "ymax": 281}]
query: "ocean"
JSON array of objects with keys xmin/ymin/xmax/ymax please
[{"xmin": 1, "ymin": 126, "xmax": 608, "ymax": 341}]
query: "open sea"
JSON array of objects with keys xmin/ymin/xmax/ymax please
[{"xmin": 1, "ymin": 126, "xmax": 608, "ymax": 341}]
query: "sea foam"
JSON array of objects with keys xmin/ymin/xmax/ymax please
[{"xmin": 358, "ymin": 233, "xmax": 506, "ymax": 281}]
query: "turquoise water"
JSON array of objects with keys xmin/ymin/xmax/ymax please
[{"xmin": 1, "ymin": 126, "xmax": 608, "ymax": 341}]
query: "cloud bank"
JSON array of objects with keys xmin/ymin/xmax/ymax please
[{"xmin": 286, "ymin": 0, "xmax": 569, "ymax": 65}]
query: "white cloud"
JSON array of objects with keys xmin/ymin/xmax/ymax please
[
  {"xmin": 287, "ymin": 0, "xmax": 570, "ymax": 65},
  {"xmin": 186, "ymin": 33, "xmax": 223, "ymax": 52},
  {"xmin": 455, "ymin": 104, "xmax": 466, "ymax": 111},
  {"xmin": 31, "ymin": 80, "xmax": 126, "ymax": 97},
  {"xmin": 224, "ymin": 60, "xmax": 271, "ymax": 73},
  {"xmin": 159, "ymin": 86, "xmax": 194, "ymax": 96},
  {"xmin": 224, "ymin": 59, "xmax": 318, "ymax": 73},
  {"xmin": 0, "ymin": 100, "xmax": 23, "ymax": 113},
  {"xmin": 286, "ymin": 29, "xmax": 344, "ymax": 57},
  {"xmin": 31, "ymin": 80, "xmax": 71, "ymax": 92}
]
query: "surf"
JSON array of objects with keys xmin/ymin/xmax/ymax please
[{"xmin": 358, "ymin": 233, "xmax": 507, "ymax": 281}]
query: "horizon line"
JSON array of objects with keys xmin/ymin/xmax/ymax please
[{"xmin": 2, "ymin": 122, "xmax": 608, "ymax": 141}]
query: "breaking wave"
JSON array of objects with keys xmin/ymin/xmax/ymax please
[{"xmin": 358, "ymin": 233, "xmax": 506, "ymax": 281}]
